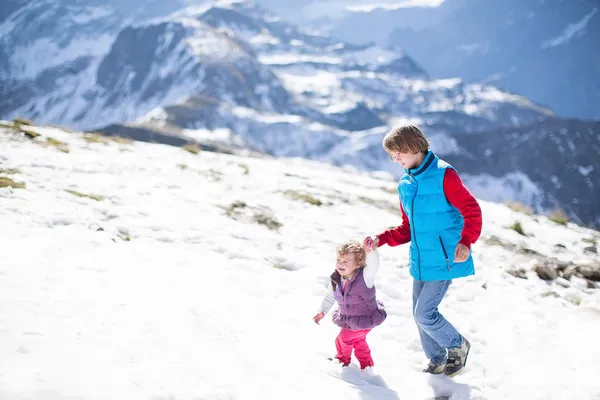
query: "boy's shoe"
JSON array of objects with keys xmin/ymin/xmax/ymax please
[
  {"xmin": 422, "ymin": 361, "xmax": 445, "ymax": 374},
  {"xmin": 444, "ymin": 337, "xmax": 471, "ymax": 377}
]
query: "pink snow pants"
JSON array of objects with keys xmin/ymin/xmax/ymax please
[{"xmin": 335, "ymin": 328, "xmax": 374, "ymax": 369}]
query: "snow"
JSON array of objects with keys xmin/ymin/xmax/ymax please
[
  {"xmin": 578, "ymin": 165, "xmax": 595, "ymax": 177},
  {"xmin": 9, "ymin": 34, "xmax": 115, "ymax": 80},
  {"xmin": 181, "ymin": 127, "xmax": 243, "ymax": 144},
  {"xmin": 428, "ymin": 133, "xmax": 462, "ymax": 155},
  {"xmin": 541, "ymin": 8, "xmax": 598, "ymax": 49},
  {"xmin": 184, "ymin": 24, "xmax": 246, "ymax": 61},
  {"xmin": 249, "ymin": 33, "xmax": 280, "ymax": 45},
  {"xmin": 70, "ymin": 6, "xmax": 115, "ymax": 24},
  {"xmin": 1, "ymin": 123, "xmax": 600, "ymax": 400},
  {"xmin": 321, "ymin": 100, "xmax": 359, "ymax": 114},
  {"xmin": 230, "ymin": 107, "xmax": 304, "ymax": 123},
  {"xmin": 461, "ymin": 172, "xmax": 547, "ymax": 212},
  {"xmin": 258, "ymin": 44, "xmax": 399, "ymax": 69},
  {"xmin": 347, "ymin": 0, "xmax": 446, "ymax": 13},
  {"xmin": 259, "ymin": 53, "xmax": 343, "ymax": 65},
  {"xmin": 278, "ymin": 70, "xmax": 340, "ymax": 93},
  {"xmin": 341, "ymin": 46, "xmax": 398, "ymax": 64}
]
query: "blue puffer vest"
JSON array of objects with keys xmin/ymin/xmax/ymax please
[
  {"xmin": 398, "ymin": 151, "xmax": 475, "ymax": 281},
  {"xmin": 330, "ymin": 268, "xmax": 387, "ymax": 331}
]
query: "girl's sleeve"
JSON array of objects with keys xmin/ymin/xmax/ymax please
[
  {"xmin": 318, "ymin": 281, "xmax": 336, "ymax": 314},
  {"xmin": 363, "ymin": 250, "xmax": 380, "ymax": 289}
]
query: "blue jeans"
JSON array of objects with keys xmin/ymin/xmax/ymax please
[{"xmin": 412, "ymin": 279, "xmax": 463, "ymax": 364}]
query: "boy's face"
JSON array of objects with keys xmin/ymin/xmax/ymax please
[
  {"xmin": 390, "ymin": 151, "xmax": 422, "ymax": 169},
  {"xmin": 336, "ymin": 252, "xmax": 361, "ymax": 278}
]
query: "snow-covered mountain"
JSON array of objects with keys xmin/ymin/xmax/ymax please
[
  {"xmin": 0, "ymin": 0, "xmax": 550, "ymax": 131},
  {"xmin": 1, "ymin": 121, "xmax": 600, "ymax": 400},
  {"xmin": 440, "ymin": 117, "xmax": 600, "ymax": 229},
  {"xmin": 2, "ymin": 0, "xmax": 598, "ymax": 229},
  {"xmin": 387, "ymin": 0, "xmax": 600, "ymax": 120}
]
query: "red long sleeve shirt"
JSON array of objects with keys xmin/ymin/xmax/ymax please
[{"xmin": 378, "ymin": 169, "xmax": 482, "ymax": 249}]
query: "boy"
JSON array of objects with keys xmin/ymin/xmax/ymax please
[
  {"xmin": 364, "ymin": 124, "xmax": 482, "ymax": 377},
  {"xmin": 313, "ymin": 240, "xmax": 386, "ymax": 372}
]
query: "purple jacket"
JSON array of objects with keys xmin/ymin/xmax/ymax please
[{"xmin": 331, "ymin": 268, "xmax": 387, "ymax": 330}]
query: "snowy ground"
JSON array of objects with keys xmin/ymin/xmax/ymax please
[{"xmin": 1, "ymin": 123, "xmax": 600, "ymax": 400}]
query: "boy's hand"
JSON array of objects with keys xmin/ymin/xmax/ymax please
[
  {"xmin": 454, "ymin": 243, "xmax": 470, "ymax": 262},
  {"xmin": 313, "ymin": 312, "xmax": 325, "ymax": 324},
  {"xmin": 363, "ymin": 236, "xmax": 379, "ymax": 252}
]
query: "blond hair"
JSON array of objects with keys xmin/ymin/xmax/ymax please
[
  {"xmin": 336, "ymin": 239, "xmax": 366, "ymax": 266},
  {"xmin": 382, "ymin": 124, "xmax": 429, "ymax": 154}
]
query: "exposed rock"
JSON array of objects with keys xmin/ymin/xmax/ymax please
[
  {"xmin": 562, "ymin": 265, "xmax": 578, "ymax": 280},
  {"xmin": 534, "ymin": 264, "xmax": 558, "ymax": 281},
  {"xmin": 507, "ymin": 268, "xmax": 528, "ymax": 280},
  {"xmin": 577, "ymin": 264, "xmax": 600, "ymax": 281},
  {"xmin": 584, "ymin": 245, "xmax": 597, "ymax": 254}
]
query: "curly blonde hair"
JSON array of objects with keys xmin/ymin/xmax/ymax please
[{"xmin": 336, "ymin": 239, "xmax": 366, "ymax": 266}]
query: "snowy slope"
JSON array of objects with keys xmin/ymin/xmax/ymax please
[{"xmin": 1, "ymin": 122, "xmax": 600, "ymax": 400}]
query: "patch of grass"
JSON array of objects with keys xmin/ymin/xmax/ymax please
[
  {"xmin": 0, "ymin": 177, "xmax": 25, "ymax": 189},
  {"xmin": 117, "ymin": 232, "xmax": 131, "ymax": 241},
  {"xmin": 177, "ymin": 164, "xmax": 189, "ymax": 170},
  {"xmin": 541, "ymin": 291, "xmax": 560, "ymax": 299},
  {"xmin": 201, "ymin": 168, "xmax": 223, "ymax": 182},
  {"xmin": 505, "ymin": 201, "xmax": 533, "ymax": 215},
  {"xmin": 111, "ymin": 136, "xmax": 133, "ymax": 145},
  {"xmin": 0, "ymin": 122, "xmax": 17, "ymax": 130},
  {"xmin": 84, "ymin": 133, "xmax": 110, "ymax": 144},
  {"xmin": 253, "ymin": 212, "xmax": 282, "ymax": 231},
  {"xmin": 284, "ymin": 190, "xmax": 323, "ymax": 206},
  {"xmin": 272, "ymin": 262, "xmax": 296, "ymax": 271},
  {"xmin": 284, "ymin": 172, "xmax": 306, "ymax": 179},
  {"xmin": 45, "ymin": 137, "xmax": 70, "ymax": 153},
  {"xmin": 220, "ymin": 201, "xmax": 282, "ymax": 232},
  {"xmin": 84, "ymin": 133, "xmax": 133, "ymax": 145},
  {"xmin": 221, "ymin": 201, "xmax": 247, "ymax": 216},
  {"xmin": 0, "ymin": 168, "xmax": 20, "ymax": 174},
  {"xmin": 239, "ymin": 163, "xmax": 249, "ymax": 175},
  {"xmin": 46, "ymin": 124, "xmax": 73, "ymax": 132},
  {"xmin": 46, "ymin": 137, "xmax": 64, "ymax": 145},
  {"xmin": 20, "ymin": 128, "xmax": 40, "ymax": 139},
  {"xmin": 508, "ymin": 221, "xmax": 527, "ymax": 236},
  {"xmin": 65, "ymin": 189, "xmax": 104, "ymax": 201},
  {"xmin": 583, "ymin": 237, "xmax": 598, "ymax": 245},
  {"xmin": 183, "ymin": 143, "xmax": 200, "ymax": 154},
  {"xmin": 549, "ymin": 209, "xmax": 569, "ymax": 225},
  {"xmin": 13, "ymin": 117, "xmax": 33, "ymax": 126}
]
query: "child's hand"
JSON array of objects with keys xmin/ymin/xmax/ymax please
[
  {"xmin": 363, "ymin": 236, "xmax": 379, "ymax": 252},
  {"xmin": 454, "ymin": 243, "xmax": 470, "ymax": 262},
  {"xmin": 313, "ymin": 312, "xmax": 325, "ymax": 324}
]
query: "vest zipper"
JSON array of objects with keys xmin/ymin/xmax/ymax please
[
  {"xmin": 438, "ymin": 235, "xmax": 450, "ymax": 271},
  {"xmin": 408, "ymin": 171, "xmax": 421, "ymax": 280}
]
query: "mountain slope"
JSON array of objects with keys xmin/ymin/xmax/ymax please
[
  {"xmin": 442, "ymin": 117, "xmax": 600, "ymax": 228},
  {"xmin": 1, "ymin": 122, "xmax": 600, "ymax": 400},
  {"xmin": 388, "ymin": 0, "xmax": 600, "ymax": 119}
]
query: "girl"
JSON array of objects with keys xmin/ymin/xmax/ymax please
[{"xmin": 313, "ymin": 239, "xmax": 386, "ymax": 371}]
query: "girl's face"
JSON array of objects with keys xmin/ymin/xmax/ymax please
[{"xmin": 336, "ymin": 253, "xmax": 361, "ymax": 278}]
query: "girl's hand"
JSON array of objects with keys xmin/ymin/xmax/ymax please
[
  {"xmin": 313, "ymin": 312, "xmax": 325, "ymax": 324},
  {"xmin": 363, "ymin": 236, "xmax": 379, "ymax": 252}
]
